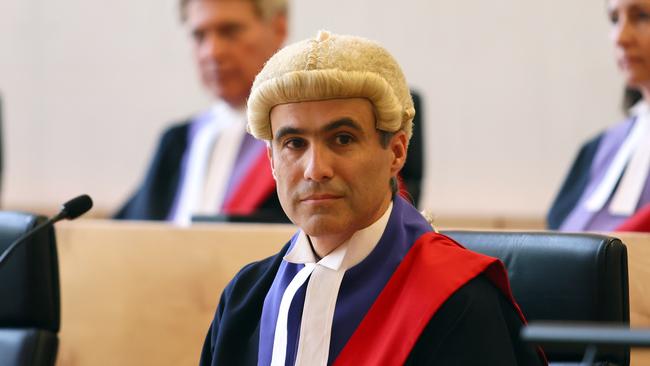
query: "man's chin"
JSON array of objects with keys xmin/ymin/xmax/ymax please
[
  {"xmin": 203, "ymin": 82, "xmax": 243, "ymax": 104},
  {"xmin": 297, "ymin": 214, "xmax": 347, "ymax": 238},
  {"xmin": 215, "ymin": 92, "xmax": 247, "ymax": 107}
]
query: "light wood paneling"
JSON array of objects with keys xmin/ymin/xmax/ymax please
[
  {"xmin": 56, "ymin": 220, "xmax": 294, "ymax": 366},
  {"xmin": 615, "ymin": 233, "xmax": 650, "ymax": 366}
]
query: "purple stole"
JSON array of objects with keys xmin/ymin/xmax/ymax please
[
  {"xmin": 221, "ymin": 134, "xmax": 274, "ymax": 213},
  {"xmin": 221, "ymin": 135, "xmax": 275, "ymax": 215}
]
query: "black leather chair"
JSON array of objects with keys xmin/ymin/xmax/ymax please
[
  {"xmin": 443, "ymin": 231, "xmax": 629, "ymax": 366},
  {"xmin": 400, "ymin": 90, "xmax": 424, "ymax": 207},
  {"xmin": 0, "ymin": 212, "xmax": 60, "ymax": 366}
]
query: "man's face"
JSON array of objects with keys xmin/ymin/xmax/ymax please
[
  {"xmin": 186, "ymin": 0, "xmax": 286, "ymax": 107},
  {"xmin": 269, "ymin": 98, "xmax": 407, "ymax": 246}
]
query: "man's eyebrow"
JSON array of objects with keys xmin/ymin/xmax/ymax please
[
  {"xmin": 273, "ymin": 118, "xmax": 364, "ymax": 141},
  {"xmin": 273, "ymin": 126, "xmax": 305, "ymax": 141},
  {"xmin": 322, "ymin": 118, "xmax": 363, "ymax": 133}
]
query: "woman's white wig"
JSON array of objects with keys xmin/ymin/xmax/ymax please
[{"xmin": 247, "ymin": 30, "xmax": 415, "ymax": 143}]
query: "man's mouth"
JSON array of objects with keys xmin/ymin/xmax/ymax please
[
  {"xmin": 619, "ymin": 55, "xmax": 644, "ymax": 68},
  {"xmin": 300, "ymin": 194, "xmax": 343, "ymax": 203}
]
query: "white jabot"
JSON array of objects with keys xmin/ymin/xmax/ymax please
[
  {"xmin": 171, "ymin": 101, "xmax": 247, "ymax": 225},
  {"xmin": 196, "ymin": 105, "xmax": 247, "ymax": 214},
  {"xmin": 610, "ymin": 103, "xmax": 650, "ymax": 215},
  {"xmin": 270, "ymin": 263, "xmax": 316, "ymax": 366},
  {"xmin": 585, "ymin": 102, "xmax": 650, "ymax": 216},
  {"xmin": 271, "ymin": 202, "xmax": 393, "ymax": 366}
]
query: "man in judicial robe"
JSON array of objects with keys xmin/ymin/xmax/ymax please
[{"xmin": 200, "ymin": 31, "xmax": 546, "ymax": 365}]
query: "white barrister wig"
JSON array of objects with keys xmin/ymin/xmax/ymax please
[{"xmin": 246, "ymin": 30, "xmax": 415, "ymax": 143}]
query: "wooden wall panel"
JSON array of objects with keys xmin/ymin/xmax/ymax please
[{"xmin": 56, "ymin": 221, "xmax": 294, "ymax": 366}]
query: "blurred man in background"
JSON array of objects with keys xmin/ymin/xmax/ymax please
[{"xmin": 115, "ymin": 0, "xmax": 288, "ymax": 224}]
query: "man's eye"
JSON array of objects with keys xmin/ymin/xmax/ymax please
[
  {"xmin": 192, "ymin": 30, "xmax": 205, "ymax": 43},
  {"xmin": 628, "ymin": 7, "xmax": 650, "ymax": 23},
  {"xmin": 636, "ymin": 11, "xmax": 650, "ymax": 21},
  {"xmin": 220, "ymin": 24, "xmax": 244, "ymax": 39},
  {"xmin": 285, "ymin": 138, "xmax": 306, "ymax": 149},
  {"xmin": 335, "ymin": 134, "xmax": 354, "ymax": 145}
]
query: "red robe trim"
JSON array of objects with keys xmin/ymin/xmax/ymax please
[
  {"xmin": 222, "ymin": 148, "xmax": 276, "ymax": 215},
  {"xmin": 616, "ymin": 203, "xmax": 650, "ymax": 232},
  {"xmin": 333, "ymin": 232, "xmax": 547, "ymax": 366},
  {"xmin": 396, "ymin": 174, "xmax": 412, "ymax": 203}
]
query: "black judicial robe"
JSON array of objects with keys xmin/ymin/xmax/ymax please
[
  {"xmin": 547, "ymin": 134, "xmax": 603, "ymax": 230},
  {"xmin": 199, "ymin": 242, "xmax": 543, "ymax": 366}
]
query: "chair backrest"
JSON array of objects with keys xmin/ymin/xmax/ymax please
[
  {"xmin": 443, "ymin": 230, "xmax": 629, "ymax": 366},
  {"xmin": 0, "ymin": 212, "xmax": 60, "ymax": 366},
  {"xmin": 0, "ymin": 94, "xmax": 4, "ymax": 204}
]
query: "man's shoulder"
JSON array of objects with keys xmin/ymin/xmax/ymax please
[
  {"xmin": 222, "ymin": 242, "xmax": 292, "ymax": 300},
  {"xmin": 159, "ymin": 118, "xmax": 193, "ymax": 142},
  {"xmin": 418, "ymin": 274, "xmax": 512, "ymax": 330},
  {"xmin": 406, "ymin": 274, "xmax": 544, "ymax": 365},
  {"xmin": 231, "ymin": 249, "xmax": 285, "ymax": 284},
  {"xmin": 152, "ymin": 117, "xmax": 199, "ymax": 156},
  {"xmin": 413, "ymin": 232, "xmax": 497, "ymax": 266},
  {"xmin": 577, "ymin": 116, "xmax": 635, "ymax": 153},
  {"xmin": 447, "ymin": 273, "xmax": 506, "ymax": 307}
]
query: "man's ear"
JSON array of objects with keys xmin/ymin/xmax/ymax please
[
  {"xmin": 267, "ymin": 145, "xmax": 277, "ymax": 180},
  {"xmin": 389, "ymin": 131, "xmax": 408, "ymax": 176}
]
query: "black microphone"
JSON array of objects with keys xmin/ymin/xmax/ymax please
[
  {"xmin": 52, "ymin": 194, "xmax": 93, "ymax": 221},
  {"xmin": 0, "ymin": 194, "xmax": 93, "ymax": 267}
]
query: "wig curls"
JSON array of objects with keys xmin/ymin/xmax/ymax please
[{"xmin": 247, "ymin": 31, "xmax": 415, "ymax": 143}]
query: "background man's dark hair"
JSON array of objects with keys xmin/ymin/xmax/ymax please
[{"xmin": 179, "ymin": 0, "xmax": 288, "ymax": 22}]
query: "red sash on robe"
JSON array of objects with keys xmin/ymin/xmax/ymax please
[
  {"xmin": 333, "ymin": 232, "xmax": 547, "ymax": 366},
  {"xmin": 222, "ymin": 148, "xmax": 276, "ymax": 215},
  {"xmin": 616, "ymin": 203, "xmax": 650, "ymax": 232}
]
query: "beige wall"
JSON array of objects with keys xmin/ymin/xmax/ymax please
[{"xmin": 0, "ymin": 0, "xmax": 623, "ymax": 218}]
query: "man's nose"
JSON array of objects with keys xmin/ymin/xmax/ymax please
[
  {"xmin": 613, "ymin": 19, "xmax": 634, "ymax": 49},
  {"xmin": 199, "ymin": 33, "xmax": 226, "ymax": 61},
  {"xmin": 303, "ymin": 145, "xmax": 334, "ymax": 182}
]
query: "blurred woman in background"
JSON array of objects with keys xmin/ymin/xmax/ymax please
[{"xmin": 548, "ymin": 0, "xmax": 650, "ymax": 231}]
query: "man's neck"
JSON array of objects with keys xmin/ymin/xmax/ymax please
[
  {"xmin": 213, "ymin": 98, "xmax": 246, "ymax": 114},
  {"xmin": 219, "ymin": 95, "xmax": 247, "ymax": 111},
  {"xmin": 308, "ymin": 196, "xmax": 393, "ymax": 258},
  {"xmin": 309, "ymin": 232, "xmax": 355, "ymax": 259}
]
